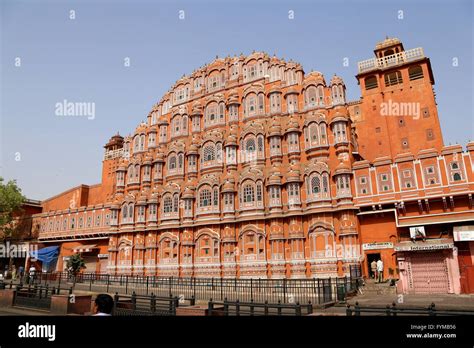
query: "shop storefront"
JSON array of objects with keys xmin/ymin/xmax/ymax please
[
  {"xmin": 453, "ymin": 225, "xmax": 474, "ymax": 293},
  {"xmin": 395, "ymin": 238, "xmax": 461, "ymax": 294},
  {"xmin": 361, "ymin": 242, "xmax": 395, "ymax": 280}
]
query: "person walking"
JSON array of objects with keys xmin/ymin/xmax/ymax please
[
  {"xmin": 18, "ymin": 266, "xmax": 24, "ymax": 282},
  {"xmin": 28, "ymin": 265, "xmax": 36, "ymax": 284},
  {"xmin": 376, "ymin": 259, "xmax": 384, "ymax": 283},
  {"xmin": 11, "ymin": 265, "xmax": 17, "ymax": 280},
  {"xmin": 370, "ymin": 259, "xmax": 377, "ymax": 279}
]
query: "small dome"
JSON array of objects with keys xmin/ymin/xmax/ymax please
[
  {"xmin": 335, "ymin": 161, "xmax": 351, "ymax": 175},
  {"xmin": 285, "ymin": 116, "xmax": 300, "ymax": 133},
  {"xmin": 330, "ymin": 74, "xmax": 344, "ymax": 85}
]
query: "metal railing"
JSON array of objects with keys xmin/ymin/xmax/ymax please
[
  {"xmin": 113, "ymin": 291, "xmax": 179, "ymax": 316},
  {"xmin": 346, "ymin": 302, "xmax": 474, "ymax": 316},
  {"xmin": 208, "ymin": 298, "xmax": 313, "ymax": 316},
  {"xmin": 358, "ymin": 47, "xmax": 425, "ymax": 73},
  {"xmin": 13, "ymin": 283, "xmax": 72, "ymax": 311},
  {"xmin": 26, "ymin": 269, "xmax": 362, "ymax": 305}
]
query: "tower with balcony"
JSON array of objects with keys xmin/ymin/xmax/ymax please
[{"xmin": 354, "ymin": 37, "xmax": 444, "ymax": 161}]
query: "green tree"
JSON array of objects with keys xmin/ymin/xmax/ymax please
[
  {"xmin": 0, "ymin": 177, "xmax": 25, "ymax": 241},
  {"xmin": 66, "ymin": 253, "xmax": 86, "ymax": 276}
]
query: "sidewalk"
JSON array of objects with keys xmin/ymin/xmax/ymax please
[
  {"xmin": 346, "ymin": 293, "xmax": 474, "ymax": 311},
  {"xmin": 0, "ymin": 306, "xmax": 54, "ymax": 316}
]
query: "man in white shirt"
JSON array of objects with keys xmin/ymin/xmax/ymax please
[
  {"xmin": 376, "ymin": 259, "xmax": 384, "ymax": 283},
  {"xmin": 93, "ymin": 294, "xmax": 114, "ymax": 316}
]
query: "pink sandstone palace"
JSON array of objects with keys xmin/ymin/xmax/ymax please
[{"xmin": 30, "ymin": 38, "xmax": 474, "ymax": 295}]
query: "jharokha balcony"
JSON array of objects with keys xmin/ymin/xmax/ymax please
[{"xmin": 358, "ymin": 47, "xmax": 425, "ymax": 73}]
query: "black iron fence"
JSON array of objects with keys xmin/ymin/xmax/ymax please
[
  {"xmin": 26, "ymin": 269, "xmax": 362, "ymax": 305},
  {"xmin": 13, "ymin": 283, "xmax": 72, "ymax": 311},
  {"xmin": 113, "ymin": 291, "xmax": 179, "ymax": 316},
  {"xmin": 208, "ymin": 298, "xmax": 313, "ymax": 316},
  {"xmin": 346, "ymin": 302, "xmax": 474, "ymax": 316}
]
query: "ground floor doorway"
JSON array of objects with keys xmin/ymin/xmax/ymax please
[{"xmin": 366, "ymin": 253, "xmax": 380, "ymax": 279}]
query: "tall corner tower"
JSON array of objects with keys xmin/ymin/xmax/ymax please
[
  {"xmin": 102, "ymin": 133, "xmax": 125, "ymax": 199},
  {"xmin": 353, "ymin": 37, "xmax": 444, "ymax": 161}
]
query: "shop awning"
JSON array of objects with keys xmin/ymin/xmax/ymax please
[
  {"xmin": 70, "ymin": 244, "xmax": 98, "ymax": 253},
  {"xmin": 394, "ymin": 238, "xmax": 454, "ymax": 252},
  {"xmin": 30, "ymin": 246, "xmax": 60, "ymax": 264},
  {"xmin": 397, "ymin": 211, "xmax": 474, "ymax": 227}
]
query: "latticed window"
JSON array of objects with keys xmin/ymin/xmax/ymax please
[
  {"xmin": 311, "ymin": 176, "xmax": 321, "ymax": 193},
  {"xmin": 322, "ymin": 175, "xmax": 329, "ymax": 193},
  {"xmin": 199, "ymin": 189, "xmax": 211, "ymax": 207},
  {"xmin": 164, "ymin": 196, "xmax": 173, "ymax": 213},
  {"xmin": 169, "ymin": 156, "xmax": 176, "ymax": 169},
  {"xmin": 246, "ymin": 138, "xmax": 256, "ymax": 152},
  {"xmin": 248, "ymin": 96, "xmax": 256, "ymax": 115},
  {"xmin": 243, "ymin": 184, "xmax": 254, "ymax": 202},
  {"xmin": 306, "ymin": 86, "xmax": 317, "ymax": 106},
  {"xmin": 216, "ymin": 143, "xmax": 222, "ymax": 161},
  {"xmin": 173, "ymin": 195, "xmax": 179, "ymax": 212},
  {"xmin": 320, "ymin": 124, "xmax": 327, "ymax": 144},
  {"xmin": 257, "ymin": 136, "xmax": 264, "ymax": 152},
  {"xmin": 213, "ymin": 188, "xmax": 219, "ymax": 206},
  {"xmin": 257, "ymin": 183, "xmax": 263, "ymax": 201},
  {"xmin": 203, "ymin": 145, "xmax": 215, "ymax": 161}
]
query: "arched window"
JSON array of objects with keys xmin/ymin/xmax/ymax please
[
  {"xmin": 128, "ymin": 205, "xmax": 133, "ymax": 221},
  {"xmin": 453, "ymin": 173, "xmax": 462, "ymax": 181},
  {"xmin": 182, "ymin": 116, "xmax": 188, "ymax": 133},
  {"xmin": 322, "ymin": 174, "xmax": 329, "ymax": 193},
  {"xmin": 199, "ymin": 189, "xmax": 211, "ymax": 207},
  {"xmin": 246, "ymin": 138, "xmax": 256, "ymax": 152},
  {"xmin": 122, "ymin": 206, "xmax": 127, "ymax": 220},
  {"xmin": 140, "ymin": 135, "xmax": 145, "ymax": 151},
  {"xmin": 206, "ymin": 102, "xmax": 218, "ymax": 126},
  {"xmin": 163, "ymin": 196, "xmax": 173, "ymax": 213},
  {"xmin": 311, "ymin": 176, "xmax": 321, "ymax": 194},
  {"xmin": 365, "ymin": 76, "xmax": 378, "ymax": 90},
  {"xmin": 173, "ymin": 194, "xmax": 179, "ymax": 212},
  {"xmin": 203, "ymin": 145, "xmax": 216, "ymax": 161},
  {"xmin": 306, "ymin": 86, "xmax": 317, "ymax": 107},
  {"xmin": 172, "ymin": 116, "xmax": 181, "ymax": 136},
  {"xmin": 135, "ymin": 164, "xmax": 140, "ymax": 179},
  {"xmin": 319, "ymin": 124, "xmax": 327, "ymax": 144},
  {"xmin": 384, "ymin": 71, "xmax": 403, "ymax": 86},
  {"xmin": 246, "ymin": 94, "xmax": 257, "ymax": 116},
  {"xmin": 213, "ymin": 188, "xmax": 219, "ymax": 206},
  {"xmin": 169, "ymin": 156, "xmax": 176, "ymax": 170},
  {"xmin": 219, "ymin": 103, "xmax": 225, "ymax": 121},
  {"xmin": 257, "ymin": 135, "xmax": 264, "ymax": 154},
  {"xmin": 243, "ymin": 184, "xmax": 254, "ymax": 202},
  {"xmin": 258, "ymin": 94, "xmax": 265, "ymax": 114},
  {"xmin": 451, "ymin": 162, "xmax": 459, "ymax": 170},
  {"xmin": 408, "ymin": 65, "xmax": 423, "ymax": 80},
  {"xmin": 308, "ymin": 123, "xmax": 319, "ymax": 146}
]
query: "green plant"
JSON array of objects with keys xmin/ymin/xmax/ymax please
[
  {"xmin": 0, "ymin": 177, "xmax": 25, "ymax": 241},
  {"xmin": 66, "ymin": 253, "xmax": 86, "ymax": 276}
]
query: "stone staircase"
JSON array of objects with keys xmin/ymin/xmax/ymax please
[{"xmin": 357, "ymin": 278, "xmax": 397, "ymax": 296}]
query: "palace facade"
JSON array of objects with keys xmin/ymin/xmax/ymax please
[{"xmin": 30, "ymin": 38, "xmax": 474, "ymax": 294}]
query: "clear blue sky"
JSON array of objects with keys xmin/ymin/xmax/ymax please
[{"xmin": 1, "ymin": 0, "xmax": 473, "ymax": 200}]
